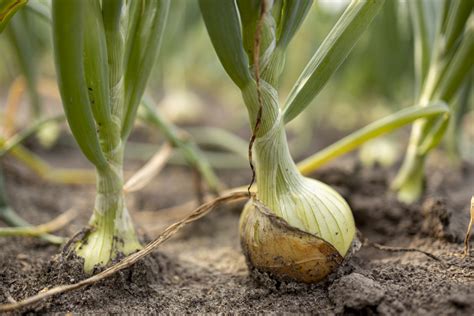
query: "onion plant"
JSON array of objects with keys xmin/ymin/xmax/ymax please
[
  {"xmin": 51, "ymin": 0, "xmax": 169, "ymax": 273},
  {"xmin": 200, "ymin": 0, "xmax": 383, "ymax": 282},
  {"xmin": 2, "ymin": 0, "xmax": 221, "ymax": 229},
  {"xmin": 392, "ymin": 0, "xmax": 474, "ymax": 203}
]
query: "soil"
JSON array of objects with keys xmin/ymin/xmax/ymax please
[{"xmin": 0, "ymin": 147, "xmax": 473, "ymax": 314}]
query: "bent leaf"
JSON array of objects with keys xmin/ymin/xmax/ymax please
[{"xmin": 298, "ymin": 102, "xmax": 449, "ymax": 174}]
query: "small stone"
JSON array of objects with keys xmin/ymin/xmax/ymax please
[{"xmin": 329, "ymin": 273, "xmax": 385, "ymax": 309}]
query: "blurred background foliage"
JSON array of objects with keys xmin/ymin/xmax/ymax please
[{"xmin": 0, "ymin": 0, "xmax": 472, "ymax": 165}]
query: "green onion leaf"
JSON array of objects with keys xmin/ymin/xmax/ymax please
[
  {"xmin": 102, "ymin": 0, "xmax": 125, "ymax": 119},
  {"xmin": 236, "ymin": 0, "xmax": 260, "ymax": 64},
  {"xmin": 408, "ymin": 0, "xmax": 432, "ymax": 95},
  {"xmin": 123, "ymin": 0, "xmax": 140, "ymax": 69},
  {"xmin": 442, "ymin": 0, "xmax": 473, "ymax": 55},
  {"xmin": 435, "ymin": 15, "xmax": 474, "ymax": 103},
  {"xmin": 52, "ymin": 0, "xmax": 107, "ymax": 169},
  {"xmin": 199, "ymin": 0, "xmax": 252, "ymax": 89},
  {"xmin": 417, "ymin": 113, "xmax": 450, "ymax": 156},
  {"xmin": 83, "ymin": 0, "xmax": 112, "ymax": 136},
  {"xmin": 297, "ymin": 102, "xmax": 449, "ymax": 174},
  {"xmin": 121, "ymin": 0, "xmax": 170, "ymax": 140},
  {"xmin": 276, "ymin": 0, "xmax": 313, "ymax": 49},
  {"xmin": 282, "ymin": 0, "xmax": 384, "ymax": 124},
  {"xmin": 102, "ymin": 0, "xmax": 122, "ymax": 30}
]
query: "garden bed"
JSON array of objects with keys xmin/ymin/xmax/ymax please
[{"xmin": 0, "ymin": 153, "xmax": 472, "ymax": 314}]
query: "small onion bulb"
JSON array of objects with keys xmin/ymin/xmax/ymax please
[{"xmin": 239, "ymin": 176, "xmax": 356, "ymax": 283}]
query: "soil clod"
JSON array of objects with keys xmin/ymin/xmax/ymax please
[{"xmin": 328, "ymin": 272, "xmax": 385, "ymax": 311}]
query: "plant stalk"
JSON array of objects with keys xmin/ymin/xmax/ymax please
[{"xmin": 76, "ymin": 147, "xmax": 140, "ymax": 273}]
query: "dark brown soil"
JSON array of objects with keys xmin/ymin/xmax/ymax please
[{"xmin": 0, "ymin": 152, "xmax": 473, "ymax": 314}]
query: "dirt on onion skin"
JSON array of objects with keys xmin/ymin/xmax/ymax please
[{"xmin": 0, "ymin": 155, "xmax": 473, "ymax": 314}]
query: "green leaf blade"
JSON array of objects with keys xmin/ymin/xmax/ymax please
[
  {"xmin": 121, "ymin": 0, "xmax": 170, "ymax": 140},
  {"xmin": 83, "ymin": 0, "xmax": 112, "ymax": 132},
  {"xmin": 276, "ymin": 0, "xmax": 313, "ymax": 49},
  {"xmin": 436, "ymin": 15, "xmax": 474, "ymax": 103},
  {"xmin": 297, "ymin": 102, "xmax": 449, "ymax": 174},
  {"xmin": 443, "ymin": 0, "xmax": 473, "ymax": 54},
  {"xmin": 199, "ymin": 0, "xmax": 252, "ymax": 89},
  {"xmin": 408, "ymin": 0, "xmax": 432, "ymax": 95},
  {"xmin": 283, "ymin": 0, "xmax": 384, "ymax": 124},
  {"xmin": 52, "ymin": 0, "xmax": 107, "ymax": 168}
]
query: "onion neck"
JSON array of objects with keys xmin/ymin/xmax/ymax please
[
  {"xmin": 253, "ymin": 117, "xmax": 304, "ymax": 211},
  {"xmin": 75, "ymin": 144, "xmax": 141, "ymax": 273},
  {"xmin": 241, "ymin": 77, "xmax": 303, "ymax": 207}
]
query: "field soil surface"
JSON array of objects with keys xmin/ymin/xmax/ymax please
[{"xmin": 0, "ymin": 145, "xmax": 473, "ymax": 314}]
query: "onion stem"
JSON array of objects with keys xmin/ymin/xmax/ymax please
[{"xmin": 76, "ymin": 156, "xmax": 141, "ymax": 272}]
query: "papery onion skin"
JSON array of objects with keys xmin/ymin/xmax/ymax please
[{"xmin": 240, "ymin": 199, "xmax": 344, "ymax": 283}]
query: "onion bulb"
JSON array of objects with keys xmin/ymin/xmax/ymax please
[{"xmin": 240, "ymin": 121, "xmax": 356, "ymax": 283}]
